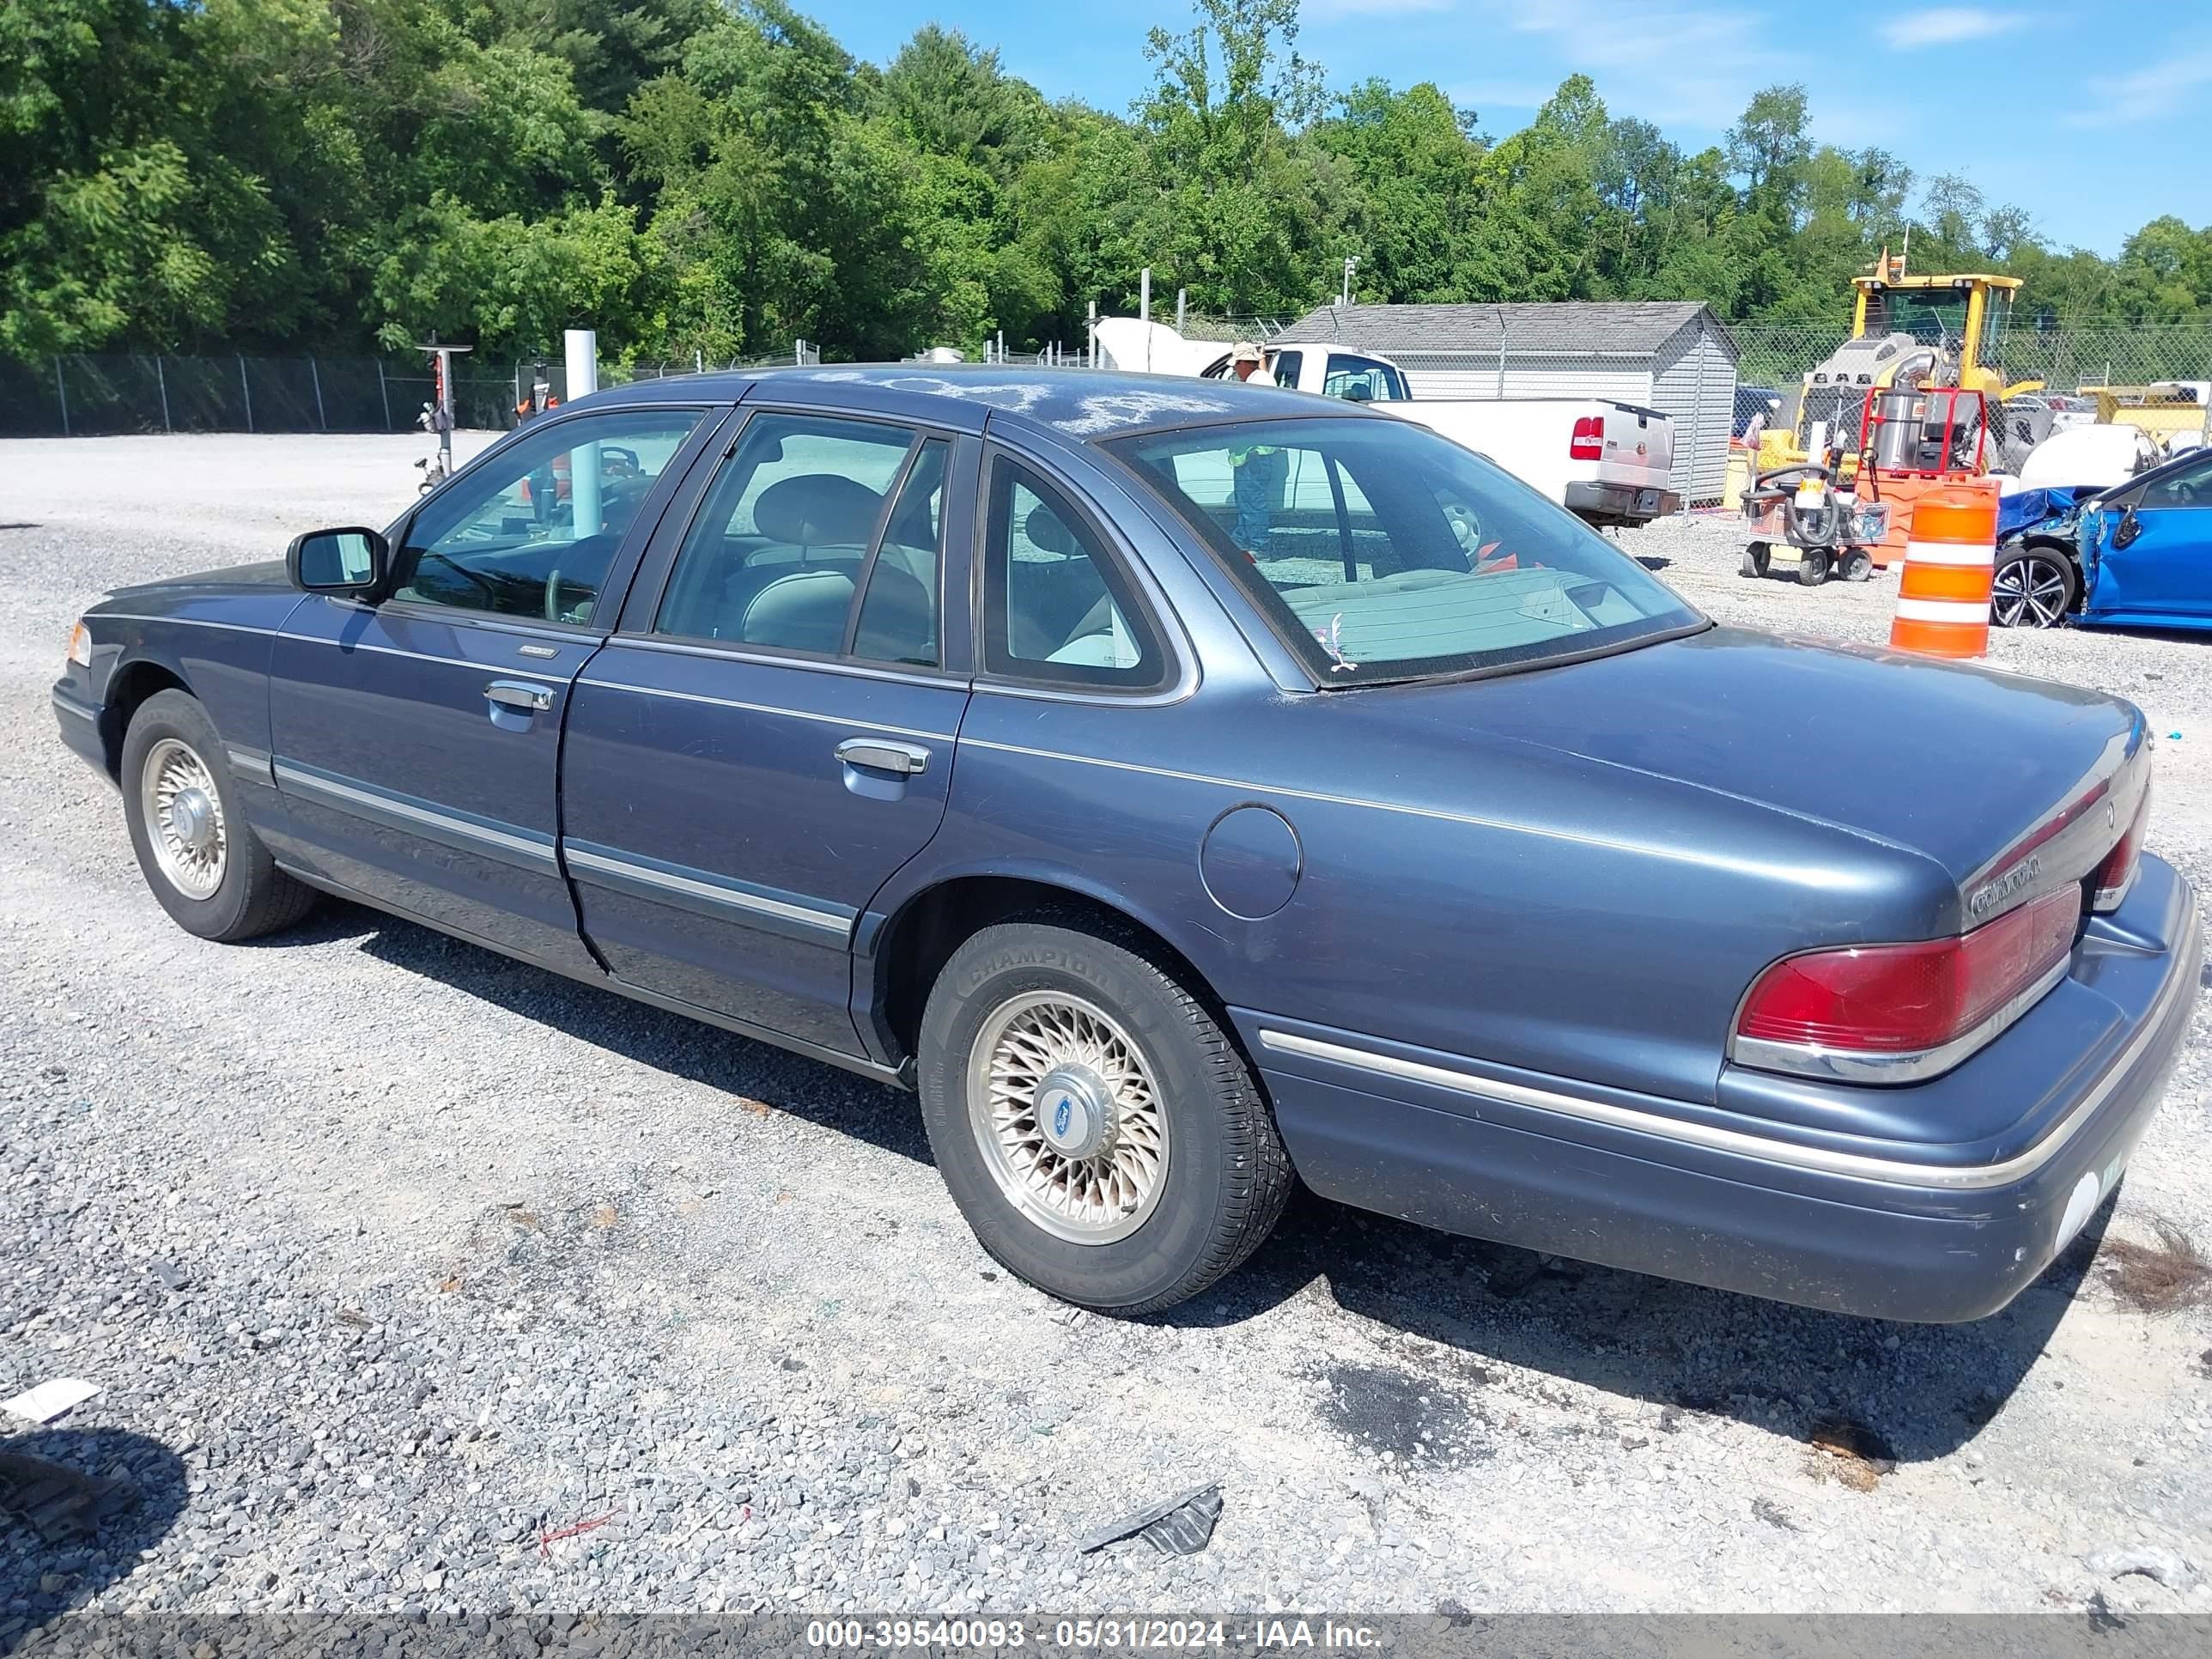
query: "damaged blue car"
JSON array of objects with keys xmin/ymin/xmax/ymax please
[{"xmin": 1995, "ymin": 445, "xmax": 2212, "ymax": 630}]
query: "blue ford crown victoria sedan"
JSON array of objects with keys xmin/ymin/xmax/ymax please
[{"xmin": 54, "ymin": 368, "xmax": 2202, "ymax": 1321}]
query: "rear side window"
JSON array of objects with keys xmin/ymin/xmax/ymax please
[
  {"xmin": 1322, "ymin": 356, "xmax": 1404, "ymax": 402},
  {"xmin": 1271, "ymin": 351, "xmax": 1304, "ymax": 389},
  {"xmin": 981, "ymin": 459, "xmax": 1164, "ymax": 690},
  {"xmin": 656, "ymin": 413, "xmax": 916, "ymax": 654}
]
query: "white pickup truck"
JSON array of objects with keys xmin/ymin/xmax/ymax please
[{"xmin": 1192, "ymin": 341, "xmax": 1680, "ymax": 530}]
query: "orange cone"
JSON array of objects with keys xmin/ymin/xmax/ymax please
[{"xmin": 1889, "ymin": 487, "xmax": 1997, "ymax": 659}]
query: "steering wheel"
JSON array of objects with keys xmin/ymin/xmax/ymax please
[{"xmin": 543, "ymin": 568, "xmax": 592, "ymax": 624}]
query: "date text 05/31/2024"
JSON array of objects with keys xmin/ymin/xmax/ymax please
[{"xmin": 805, "ymin": 1620, "xmax": 1384, "ymax": 1650}]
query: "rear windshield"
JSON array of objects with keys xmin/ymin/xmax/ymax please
[{"xmin": 1108, "ymin": 416, "xmax": 1701, "ymax": 684}]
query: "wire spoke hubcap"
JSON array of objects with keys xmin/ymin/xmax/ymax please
[
  {"xmin": 968, "ymin": 992, "xmax": 1169, "ymax": 1245},
  {"xmin": 142, "ymin": 737, "xmax": 227, "ymax": 901}
]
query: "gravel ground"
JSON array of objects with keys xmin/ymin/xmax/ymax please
[{"xmin": 3, "ymin": 435, "xmax": 2211, "ymax": 1623}]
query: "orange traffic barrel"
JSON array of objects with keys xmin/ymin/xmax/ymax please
[{"xmin": 1889, "ymin": 487, "xmax": 1997, "ymax": 659}]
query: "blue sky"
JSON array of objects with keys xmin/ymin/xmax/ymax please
[{"xmin": 814, "ymin": 1, "xmax": 2211, "ymax": 256}]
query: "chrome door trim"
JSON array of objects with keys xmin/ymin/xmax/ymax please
[
  {"xmin": 564, "ymin": 840, "xmax": 854, "ymax": 943},
  {"xmin": 271, "ymin": 758, "xmax": 558, "ymax": 873}
]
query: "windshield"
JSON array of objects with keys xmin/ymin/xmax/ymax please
[{"xmin": 1108, "ymin": 416, "xmax": 1701, "ymax": 684}]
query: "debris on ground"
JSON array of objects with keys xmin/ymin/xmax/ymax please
[
  {"xmin": 0, "ymin": 1451, "xmax": 137, "ymax": 1542},
  {"xmin": 1806, "ymin": 1417, "xmax": 1899, "ymax": 1492},
  {"xmin": 1752, "ymin": 1496, "xmax": 1801, "ymax": 1531},
  {"xmin": 2100, "ymin": 1218, "xmax": 2212, "ymax": 1313},
  {"xmin": 539, "ymin": 1511, "xmax": 619, "ymax": 1558},
  {"xmin": 2, "ymin": 1379, "xmax": 102, "ymax": 1426},
  {"xmin": 2084, "ymin": 1546, "xmax": 2200, "ymax": 1592},
  {"xmin": 1076, "ymin": 1484, "xmax": 1223, "ymax": 1556}
]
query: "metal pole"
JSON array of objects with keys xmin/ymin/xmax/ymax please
[
  {"xmin": 1087, "ymin": 301, "xmax": 1097, "ymax": 369},
  {"xmin": 564, "ymin": 329, "xmax": 601, "ymax": 538},
  {"xmin": 376, "ymin": 359, "xmax": 392, "ymax": 432},
  {"xmin": 239, "ymin": 355, "xmax": 253, "ymax": 433},
  {"xmin": 310, "ymin": 356, "xmax": 326, "ymax": 432},
  {"xmin": 1496, "ymin": 322, "xmax": 1508, "ymax": 400},
  {"xmin": 55, "ymin": 357, "xmax": 70, "ymax": 437},
  {"xmin": 1690, "ymin": 328, "xmax": 1709, "ymax": 511},
  {"xmin": 155, "ymin": 356, "xmax": 172, "ymax": 434}
]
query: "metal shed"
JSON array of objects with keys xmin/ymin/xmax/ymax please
[{"xmin": 1273, "ymin": 301, "xmax": 1741, "ymax": 505}]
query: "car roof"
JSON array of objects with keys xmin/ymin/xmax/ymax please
[{"xmin": 584, "ymin": 363, "xmax": 1363, "ymax": 442}]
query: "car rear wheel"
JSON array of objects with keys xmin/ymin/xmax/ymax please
[
  {"xmin": 1991, "ymin": 547, "xmax": 2077, "ymax": 629},
  {"xmin": 916, "ymin": 919, "xmax": 1293, "ymax": 1314},
  {"xmin": 121, "ymin": 690, "xmax": 317, "ymax": 941}
]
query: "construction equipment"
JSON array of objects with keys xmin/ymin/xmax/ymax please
[
  {"xmin": 1743, "ymin": 257, "xmax": 2023, "ymax": 585},
  {"xmin": 1739, "ymin": 453, "xmax": 1887, "ymax": 586},
  {"xmin": 1774, "ymin": 256, "xmax": 2036, "ymax": 468}
]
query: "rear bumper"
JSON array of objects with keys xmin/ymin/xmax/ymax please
[
  {"xmin": 1237, "ymin": 855, "xmax": 2202, "ymax": 1322},
  {"xmin": 1565, "ymin": 479, "xmax": 1680, "ymax": 526}
]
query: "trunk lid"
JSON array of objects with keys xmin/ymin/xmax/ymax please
[{"xmin": 1356, "ymin": 625, "xmax": 2146, "ymax": 923}]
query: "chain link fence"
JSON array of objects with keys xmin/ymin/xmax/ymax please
[{"xmin": 0, "ymin": 345, "xmax": 827, "ymax": 438}]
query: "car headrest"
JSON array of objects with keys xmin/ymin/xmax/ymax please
[
  {"xmin": 740, "ymin": 568, "xmax": 858, "ymax": 655},
  {"xmin": 755, "ymin": 475, "xmax": 883, "ymax": 547},
  {"xmin": 1023, "ymin": 502, "xmax": 1080, "ymax": 556}
]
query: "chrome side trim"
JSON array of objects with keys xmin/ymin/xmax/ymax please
[
  {"xmin": 224, "ymin": 744, "xmax": 276, "ymax": 787},
  {"xmin": 1726, "ymin": 954, "xmax": 2073, "ymax": 1085},
  {"xmin": 608, "ymin": 635, "xmax": 969, "ymax": 693},
  {"xmin": 564, "ymin": 843, "xmax": 852, "ymax": 939},
  {"xmin": 581, "ymin": 678, "xmax": 956, "ymax": 744},
  {"xmin": 276, "ymin": 633, "xmax": 506, "ymax": 673},
  {"xmin": 51, "ymin": 689, "xmax": 99, "ymax": 721},
  {"xmin": 271, "ymin": 759, "xmax": 558, "ymax": 874},
  {"xmin": 1258, "ymin": 933, "xmax": 2197, "ymax": 1193},
  {"xmin": 96, "ymin": 613, "xmax": 273, "ymax": 635}
]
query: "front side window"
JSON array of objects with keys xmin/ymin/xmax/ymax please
[
  {"xmin": 1110, "ymin": 416, "xmax": 1701, "ymax": 684},
  {"xmin": 981, "ymin": 459, "xmax": 1164, "ymax": 689},
  {"xmin": 2137, "ymin": 450, "xmax": 2212, "ymax": 510},
  {"xmin": 1270, "ymin": 351, "xmax": 1304, "ymax": 389},
  {"xmin": 399, "ymin": 409, "xmax": 705, "ymax": 623}
]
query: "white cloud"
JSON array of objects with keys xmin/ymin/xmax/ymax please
[
  {"xmin": 1878, "ymin": 8, "xmax": 2019, "ymax": 50},
  {"xmin": 1475, "ymin": 1, "xmax": 1807, "ymax": 129},
  {"xmin": 2067, "ymin": 49, "xmax": 2212, "ymax": 126}
]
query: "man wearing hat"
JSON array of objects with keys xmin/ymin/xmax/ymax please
[{"xmin": 1226, "ymin": 343, "xmax": 1284, "ymax": 555}]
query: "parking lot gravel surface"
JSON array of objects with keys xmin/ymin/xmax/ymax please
[{"xmin": 3, "ymin": 434, "xmax": 2210, "ymax": 1622}]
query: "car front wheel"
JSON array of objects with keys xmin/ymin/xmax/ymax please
[
  {"xmin": 121, "ymin": 690, "xmax": 317, "ymax": 941},
  {"xmin": 1990, "ymin": 546, "xmax": 2078, "ymax": 629},
  {"xmin": 916, "ymin": 919, "xmax": 1293, "ymax": 1314}
]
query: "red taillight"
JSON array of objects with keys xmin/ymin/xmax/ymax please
[
  {"xmin": 2093, "ymin": 784, "xmax": 2149, "ymax": 912},
  {"xmin": 1569, "ymin": 415, "xmax": 1604, "ymax": 461},
  {"xmin": 1736, "ymin": 888, "xmax": 2077, "ymax": 1058}
]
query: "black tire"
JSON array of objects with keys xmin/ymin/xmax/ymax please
[
  {"xmin": 1990, "ymin": 545, "xmax": 2079, "ymax": 629},
  {"xmin": 1739, "ymin": 541, "xmax": 1771, "ymax": 580},
  {"xmin": 1840, "ymin": 549, "xmax": 1874, "ymax": 583},
  {"xmin": 916, "ymin": 919, "xmax": 1293, "ymax": 1315},
  {"xmin": 121, "ymin": 690, "xmax": 317, "ymax": 942},
  {"xmin": 1797, "ymin": 545, "xmax": 1833, "ymax": 586}
]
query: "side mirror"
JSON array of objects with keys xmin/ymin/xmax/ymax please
[
  {"xmin": 286, "ymin": 526, "xmax": 389, "ymax": 596},
  {"xmin": 2112, "ymin": 507, "xmax": 2142, "ymax": 550}
]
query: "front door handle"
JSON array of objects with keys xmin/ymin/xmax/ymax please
[
  {"xmin": 836, "ymin": 738, "xmax": 930, "ymax": 776},
  {"xmin": 485, "ymin": 679, "xmax": 555, "ymax": 712}
]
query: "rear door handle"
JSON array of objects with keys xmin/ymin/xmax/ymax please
[
  {"xmin": 836, "ymin": 738, "xmax": 930, "ymax": 776},
  {"xmin": 484, "ymin": 679, "xmax": 555, "ymax": 712}
]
